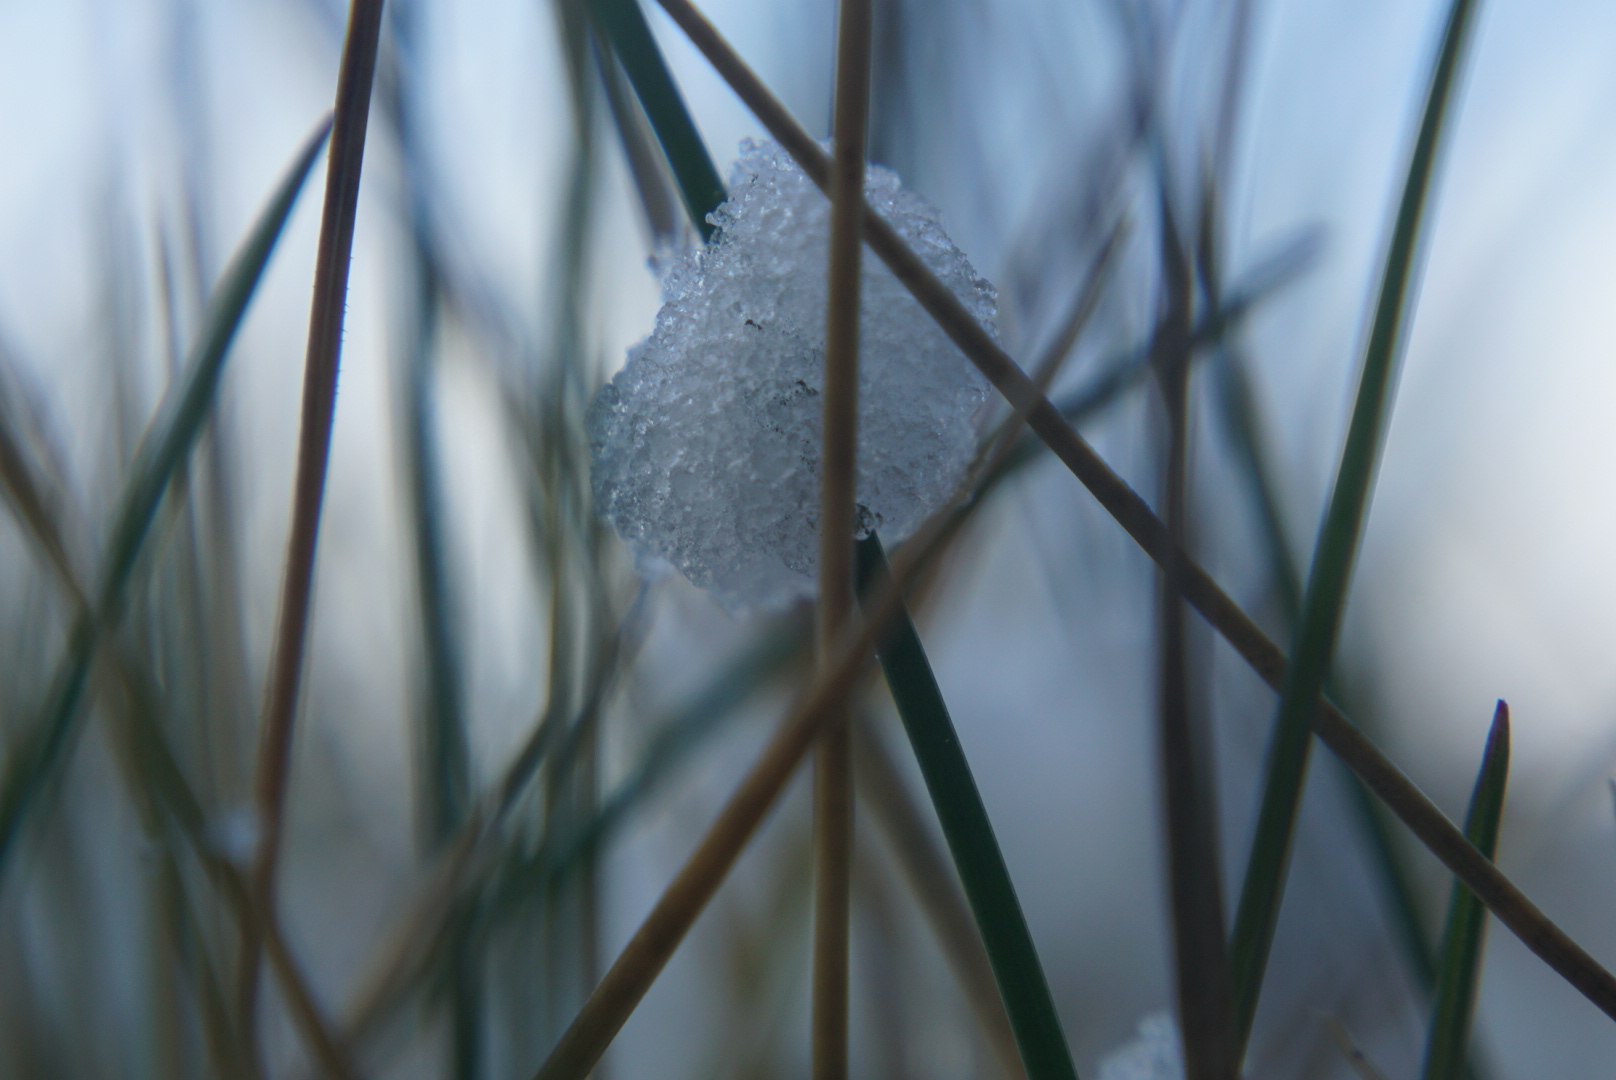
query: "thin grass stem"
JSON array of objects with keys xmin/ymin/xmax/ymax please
[
  {"xmin": 385, "ymin": 12, "xmax": 482, "ymax": 1066},
  {"xmin": 390, "ymin": 0, "xmax": 472, "ymax": 858},
  {"xmin": 812, "ymin": 3, "xmax": 874, "ymax": 1077},
  {"xmin": 243, "ymin": 0, "xmax": 386, "ymax": 1051},
  {"xmin": 1150, "ymin": 193, "xmax": 1236, "ymax": 1080}
]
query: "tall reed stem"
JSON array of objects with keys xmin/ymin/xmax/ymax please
[{"xmin": 814, "ymin": 2, "xmax": 873, "ymax": 1078}]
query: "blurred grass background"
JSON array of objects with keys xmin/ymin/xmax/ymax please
[{"xmin": 2, "ymin": 0, "xmax": 1616, "ymax": 1078}]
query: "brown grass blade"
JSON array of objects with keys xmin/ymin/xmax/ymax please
[
  {"xmin": 242, "ymin": 0, "xmax": 387, "ymax": 1054},
  {"xmin": 814, "ymin": 2, "xmax": 875, "ymax": 1078}
]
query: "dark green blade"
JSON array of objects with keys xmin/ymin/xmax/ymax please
[
  {"xmin": 1228, "ymin": 0, "xmax": 1483, "ymax": 1047},
  {"xmin": 1422, "ymin": 702, "xmax": 1509, "ymax": 1080},
  {"xmin": 588, "ymin": 0, "xmax": 725, "ymax": 237},
  {"xmin": 0, "ymin": 117, "xmax": 331, "ymax": 885},
  {"xmin": 856, "ymin": 534, "xmax": 1077, "ymax": 1080},
  {"xmin": 389, "ymin": 0, "xmax": 472, "ymax": 859}
]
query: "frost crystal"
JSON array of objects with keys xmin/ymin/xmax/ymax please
[
  {"xmin": 588, "ymin": 140, "xmax": 996, "ymax": 611},
  {"xmin": 1097, "ymin": 1013, "xmax": 1184, "ymax": 1080}
]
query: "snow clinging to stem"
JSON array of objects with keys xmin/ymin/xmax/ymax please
[{"xmin": 588, "ymin": 139, "xmax": 997, "ymax": 611}]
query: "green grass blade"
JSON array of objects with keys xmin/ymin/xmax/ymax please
[
  {"xmin": 0, "ymin": 117, "xmax": 331, "ymax": 886},
  {"xmin": 1211, "ymin": 344, "xmax": 1499, "ymax": 1079},
  {"xmin": 391, "ymin": 0, "xmax": 472, "ymax": 857},
  {"xmin": 1422, "ymin": 701, "xmax": 1509, "ymax": 1080},
  {"xmin": 588, "ymin": 0, "xmax": 725, "ymax": 237},
  {"xmin": 853, "ymin": 718, "xmax": 1025, "ymax": 1080},
  {"xmin": 405, "ymin": 221, "xmax": 471, "ymax": 853},
  {"xmin": 855, "ymin": 534, "xmax": 1078, "ymax": 1080},
  {"xmin": 1210, "ymin": 341, "xmax": 1452, "ymax": 985},
  {"xmin": 1205, "ymin": 170, "xmax": 1487, "ymax": 1080},
  {"xmin": 1228, "ymin": 0, "xmax": 1482, "ymax": 1046}
]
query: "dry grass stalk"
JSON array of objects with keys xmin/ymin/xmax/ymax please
[
  {"xmin": 241, "ymin": 0, "xmax": 387, "ymax": 1057},
  {"xmin": 813, "ymin": 2, "xmax": 875, "ymax": 1078}
]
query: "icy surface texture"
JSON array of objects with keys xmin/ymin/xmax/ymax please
[
  {"xmin": 588, "ymin": 139, "xmax": 997, "ymax": 611},
  {"xmin": 1097, "ymin": 1013, "xmax": 1183, "ymax": 1080}
]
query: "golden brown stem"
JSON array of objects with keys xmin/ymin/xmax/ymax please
[
  {"xmin": 241, "ymin": 0, "xmax": 387, "ymax": 1055},
  {"xmin": 814, "ymin": 2, "xmax": 875, "ymax": 1078}
]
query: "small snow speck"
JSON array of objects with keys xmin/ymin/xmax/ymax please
[{"xmin": 1097, "ymin": 1012, "xmax": 1184, "ymax": 1080}]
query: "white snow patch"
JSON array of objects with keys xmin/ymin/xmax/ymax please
[{"xmin": 588, "ymin": 139, "xmax": 996, "ymax": 611}]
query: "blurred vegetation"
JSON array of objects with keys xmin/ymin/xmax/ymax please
[{"xmin": 1, "ymin": 1, "xmax": 1613, "ymax": 1079}]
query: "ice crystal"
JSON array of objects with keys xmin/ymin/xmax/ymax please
[{"xmin": 588, "ymin": 140, "xmax": 997, "ymax": 611}]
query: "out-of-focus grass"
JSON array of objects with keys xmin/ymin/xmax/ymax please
[
  {"xmin": 0, "ymin": 118, "xmax": 329, "ymax": 885},
  {"xmin": 1229, "ymin": 0, "xmax": 1482, "ymax": 1046},
  {"xmin": 4, "ymin": 1, "xmax": 1613, "ymax": 1079}
]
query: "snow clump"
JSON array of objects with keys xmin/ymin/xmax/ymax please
[
  {"xmin": 587, "ymin": 139, "xmax": 996, "ymax": 612},
  {"xmin": 1097, "ymin": 1013, "xmax": 1183, "ymax": 1080}
]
